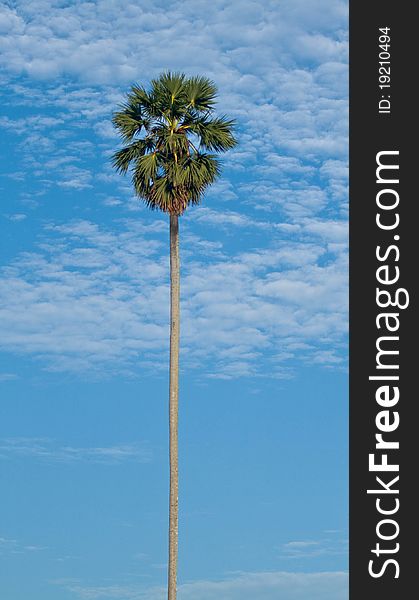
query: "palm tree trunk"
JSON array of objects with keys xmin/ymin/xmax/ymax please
[{"xmin": 168, "ymin": 213, "xmax": 180, "ymax": 600}]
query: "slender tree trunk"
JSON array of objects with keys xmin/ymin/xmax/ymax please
[{"xmin": 168, "ymin": 213, "xmax": 180, "ymax": 600}]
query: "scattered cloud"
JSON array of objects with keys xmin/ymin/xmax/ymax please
[
  {"xmin": 0, "ymin": 0, "xmax": 348, "ymax": 215},
  {"xmin": 0, "ymin": 437, "xmax": 151, "ymax": 465},
  {"xmin": 57, "ymin": 570, "xmax": 347, "ymax": 600},
  {"xmin": 0, "ymin": 2, "xmax": 347, "ymax": 83},
  {"xmin": 280, "ymin": 536, "xmax": 348, "ymax": 560},
  {"xmin": 4, "ymin": 213, "xmax": 27, "ymax": 221},
  {"xmin": 0, "ymin": 217, "xmax": 347, "ymax": 378},
  {"xmin": 0, "ymin": 535, "xmax": 47, "ymax": 556},
  {"xmin": 0, "ymin": 372, "xmax": 18, "ymax": 382},
  {"xmin": 284, "ymin": 541, "xmax": 320, "ymax": 548},
  {"xmin": 0, "ymin": 1, "xmax": 348, "ymax": 379}
]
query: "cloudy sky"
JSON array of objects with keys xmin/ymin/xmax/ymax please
[{"xmin": 0, "ymin": 1, "xmax": 348, "ymax": 599}]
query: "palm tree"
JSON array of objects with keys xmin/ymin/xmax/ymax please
[{"xmin": 111, "ymin": 72, "xmax": 237, "ymax": 600}]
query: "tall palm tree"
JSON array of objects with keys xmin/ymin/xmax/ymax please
[{"xmin": 111, "ymin": 72, "xmax": 237, "ymax": 600}]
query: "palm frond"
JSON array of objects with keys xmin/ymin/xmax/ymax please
[
  {"xmin": 178, "ymin": 154, "xmax": 220, "ymax": 187},
  {"xmin": 111, "ymin": 140, "xmax": 152, "ymax": 173},
  {"xmin": 112, "ymin": 101, "xmax": 150, "ymax": 142},
  {"xmin": 152, "ymin": 72, "xmax": 186, "ymax": 101},
  {"xmin": 127, "ymin": 85, "xmax": 159, "ymax": 118},
  {"xmin": 184, "ymin": 76, "xmax": 217, "ymax": 112},
  {"xmin": 187, "ymin": 116, "xmax": 237, "ymax": 151}
]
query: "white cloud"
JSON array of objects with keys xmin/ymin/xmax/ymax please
[
  {"xmin": 5, "ymin": 212, "xmax": 27, "ymax": 221},
  {"xmin": 0, "ymin": 534, "xmax": 47, "ymax": 556},
  {"xmin": 186, "ymin": 208, "xmax": 269, "ymax": 229},
  {"xmin": 280, "ymin": 536, "xmax": 348, "ymax": 560},
  {"xmin": 62, "ymin": 570, "xmax": 347, "ymax": 600},
  {"xmin": 0, "ymin": 6, "xmax": 25, "ymax": 35},
  {"xmin": 285, "ymin": 541, "xmax": 319, "ymax": 548},
  {"xmin": 57, "ymin": 165, "xmax": 93, "ymax": 190},
  {"xmin": 0, "ymin": 437, "xmax": 151, "ymax": 465},
  {"xmin": 302, "ymin": 219, "xmax": 348, "ymax": 243},
  {"xmin": 0, "ymin": 372, "xmax": 18, "ymax": 381}
]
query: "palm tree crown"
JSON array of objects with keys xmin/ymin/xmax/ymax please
[{"xmin": 112, "ymin": 72, "xmax": 237, "ymax": 215}]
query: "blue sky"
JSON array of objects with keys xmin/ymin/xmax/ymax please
[{"xmin": 0, "ymin": 1, "xmax": 348, "ymax": 599}]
